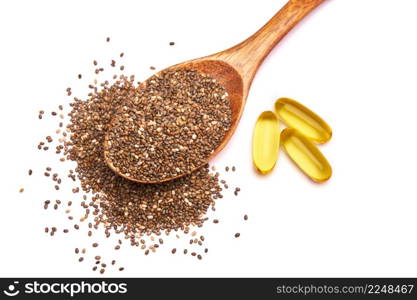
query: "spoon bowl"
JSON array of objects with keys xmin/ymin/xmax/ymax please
[{"xmin": 104, "ymin": 0, "xmax": 326, "ymax": 183}]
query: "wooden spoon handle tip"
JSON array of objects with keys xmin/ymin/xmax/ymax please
[{"xmin": 217, "ymin": 0, "xmax": 326, "ymax": 83}]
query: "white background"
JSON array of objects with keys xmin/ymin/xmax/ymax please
[{"xmin": 1, "ymin": 0, "xmax": 417, "ymax": 277}]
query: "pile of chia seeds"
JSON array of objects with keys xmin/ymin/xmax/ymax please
[{"xmin": 26, "ymin": 39, "xmax": 245, "ymax": 274}]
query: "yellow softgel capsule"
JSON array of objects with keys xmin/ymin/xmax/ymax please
[
  {"xmin": 274, "ymin": 97, "xmax": 332, "ymax": 144},
  {"xmin": 252, "ymin": 111, "xmax": 280, "ymax": 174},
  {"xmin": 281, "ymin": 128, "xmax": 332, "ymax": 182}
]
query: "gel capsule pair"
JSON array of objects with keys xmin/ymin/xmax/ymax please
[{"xmin": 252, "ymin": 97, "xmax": 332, "ymax": 182}]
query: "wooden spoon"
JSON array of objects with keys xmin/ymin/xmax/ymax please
[{"xmin": 104, "ymin": 0, "xmax": 326, "ymax": 183}]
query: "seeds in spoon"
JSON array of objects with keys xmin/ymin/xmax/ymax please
[{"xmin": 104, "ymin": 68, "xmax": 232, "ymax": 182}]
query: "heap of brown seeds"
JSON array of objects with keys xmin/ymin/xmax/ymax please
[
  {"xmin": 30, "ymin": 44, "xmax": 246, "ymax": 273},
  {"xmin": 104, "ymin": 68, "xmax": 232, "ymax": 182}
]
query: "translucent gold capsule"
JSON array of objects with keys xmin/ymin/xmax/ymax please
[
  {"xmin": 281, "ymin": 128, "xmax": 332, "ymax": 182},
  {"xmin": 252, "ymin": 111, "xmax": 280, "ymax": 174},
  {"xmin": 275, "ymin": 97, "xmax": 332, "ymax": 144}
]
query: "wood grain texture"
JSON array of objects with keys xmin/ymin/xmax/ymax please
[
  {"xmin": 214, "ymin": 0, "xmax": 326, "ymax": 89},
  {"xmin": 105, "ymin": 0, "xmax": 326, "ymax": 183}
]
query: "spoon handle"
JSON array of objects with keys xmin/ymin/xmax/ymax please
[{"xmin": 217, "ymin": 0, "xmax": 326, "ymax": 84}]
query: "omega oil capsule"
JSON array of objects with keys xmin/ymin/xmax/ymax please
[
  {"xmin": 274, "ymin": 97, "xmax": 332, "ymax": 144},
  {"xmin": 281, "ymin": 128, "xmax": 332, "ymax": 182},
  {"xmin": 252, "ymin": 111, "xmax": 280, "ymax": 174}
]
